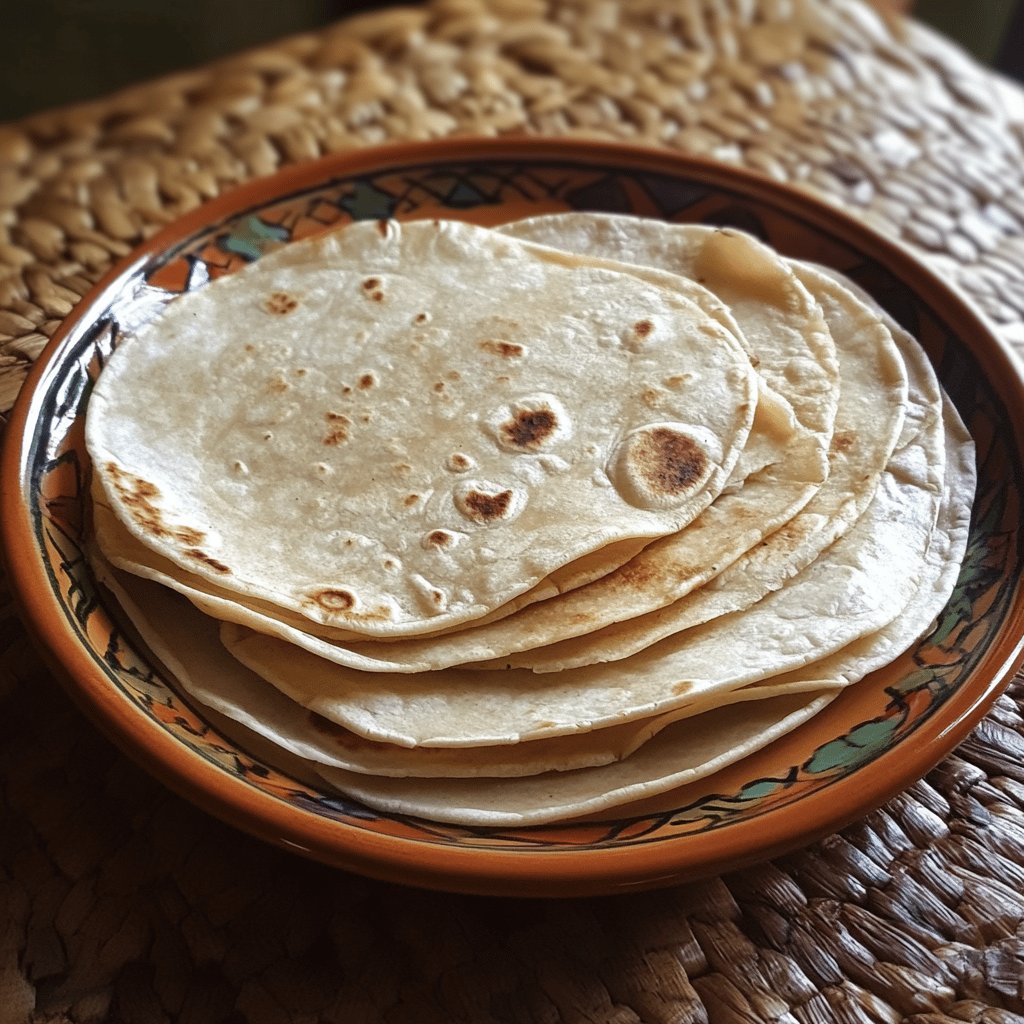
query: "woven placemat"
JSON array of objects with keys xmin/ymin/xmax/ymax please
[{"xmin": 2, "ymin": 1, "xmax": 1024, "ymax": 1021}]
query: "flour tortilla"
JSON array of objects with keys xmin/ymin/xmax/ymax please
[
  {"xmin": 315, "ymin": 691, "xmax": 838, "ymax": 825},
  {"xmin": 87, "ymin": 218, "xmax": 756, "ymax": 639},
  {"xmin": 221, "ymin": 381, "xmax": 944, "ymax": 748}
]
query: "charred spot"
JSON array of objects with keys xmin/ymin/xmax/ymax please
[
  {"xmin": 184, "ymin": 548, "xmax": 231, "ymax": 574},
  {"xmin": 433, "ymin": 382, "xmax": 445, "ymax": 393},
  {"xmin": 311, "ymin": 588, "xmax": 356, "ymax": 611},
  {"xmin": 448, "ymin": 453, "xmax": 470, "ymax": 471},
  {"xmin": 264, "ymin": 291, "xmax": 299, "ymax": 315},
  {"xmin": 426, "ymin": 530, "xmax": 453, "ymax": 548},
  {"xmin": 461, "ymin": 489, "xmax": 513, "ymax": 523},
  {"xmin": 244, "ymin": 343, "xmax": 256, "ymax": 353},
  {"xmin": 415, "ymin": 312, "xmax": 429, "ymax": 324},
  {"xmin": 360, "ymin": 414, "xmax": 372, "ymax": 424},
  {"xmin": 430, "ymin": 590, "xmax": 444, "ymax": 606},
  {"xmin": 341, "ymin": 385, "xmax": 353, "ymax": 396},
  {"xmin": 479, "ymin": 340, "xmax": 524, "ymax": 358},
  {"xmin": 359, "ymin": 373, "xmax": 375, "ymax": 390},
  {"xmin": 833, "ymin": 430, "xmax": 857, "ymax": 452},
  {"xmin": 637, "ymin": 428, "xmax": 706, "ymax": 495},
  {"xmin": 293, "ymin": 368, "xmax": 307, "ymax": 376},
  {"xmin": 404, "ymin": 494, "xmax": 420, "ymax": 507},
  {"xmin": 322, "ymin": 411, "xmax": 351, "ymax": 445},
  {"xmin": 372, "ymin": 291, "xmax": 384, "ymax": 302},
  {"xmin": 501, "ymin": 409, "xmax": 558, "ymax": 451},
  {"xmin": 362, "ymin": 277, "xmax": 380, "ymax": 291},
  {"xmin": 383, "ymin": 558, "xmax": 399, "ymax": 570},
  {"xmin": 633, "ymin": 319, "xmax": 654, "ymax": 338}
]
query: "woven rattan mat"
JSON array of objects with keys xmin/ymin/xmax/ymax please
[{"xmin": 3, "ymin": 2, "xmax": 1024, "ymax": 1021}]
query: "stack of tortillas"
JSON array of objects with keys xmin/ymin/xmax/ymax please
[{"xmin": 85, "ymin": 213, "xmax": 976, "ymax": 826}]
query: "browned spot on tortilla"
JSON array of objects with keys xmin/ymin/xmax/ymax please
[
  {"xmin": 434, "ymin": 382, "xmax": 445, "ymax": 393},
  {"xmin": 832, "ymin": 430, "xmax": 857, "ymax": 452},
  {"xmin": 267, "ymin": 374, "xmax": 289, "ymax": 394},
  {"xmin": 449, "ymin": 453, "xmax": 470, "ymax": 471},
  {"xmin": 393, "ymin": 463, "xmax": 412, "ymax": 475},
  {"xmin": 632, "ymin": 429, "xmax": 706, "ymax": 496},
  {"xmin": 383, "ymin": 558, "xmax": 398, "ymax": 570},
  {"xmin": 447, "ymin": 371, "xmax": 461, "ymax": 382},
  {"xmin": 404, "ymin": 494, "xmax": 419, "ymax": 507},
  {"xmin": 501, "ymin": 408, "xmax": 557, "ymax": 451},
  {"xmin": 322, "ymin": 411, "xmax": 350, "ymax": 446},
  {"xmin": 184, "ymin": 548, "xmax": 231, "ymax": 574},
  {"xmin": 264, "ymin": 291, "xmax": 298, "ymax": 315},
  {"xmin": 496, "ymin": 375, "xmax": 510, "ymax": 384},
  {"xmin": 360, "ymin": 413, "xmax": 372, "ymax": 424},
  {"xmin": 376, "ymin": 219, "xmax": 388, "ymax": 237},
  {"xmin": 663, "ymin": 374, "xmax": 688, "ymax": 389},
  {"xmin": 430, "ymin": 590, "xmax": 444, "ymax": 606},
  {"xmin": 750, "ymin": 355, "xmax": 761, "ymax": 368},
  {"xmin": 415, "ymin": 312, "xmax": 429, "ymax": 324},
  {"xmin": 104, "ymin": 463, "xmax": 206, "ymax": 547},
  {"xmin": 311, "ymin": 588, "xmax": 356, "ymax": 611},
  {"xmin": 459, "ymin": 489, "xmax": 513, "ymax": 523},
  {"xmin": 426, "ymin": 530, "xmax": 453, "ymax": 548},
  {"xmin": 358, "ymin": 373, "xmax": 375, "ymax": 390},
  {"xmin": 372, "ymin": 290, "xmax": 384, "ymax": 302},
  {"xmin": 633, "ymin": 319, "xmax": 653, "ymax": 338},
  {"xmin": 641, "ymin": 387, "xmax": 661, "ymax": 409},
  {"xmin": 480, "ymin": 340, "xmax": 524, "ymax": 358},
  {"xmin": 672, "ymin": 680, "xmax": 692, "ymax": 696},
  {"xmin": 293, "ymin": 368, "xmax": 307, "ymax": 377},
  {"xmin": 362, "ymin": 277, "xmax": 380, "ymax": 292},
  {"xmin": 244, "ymin": 343, "xmax": 256, "ymax": 353}
]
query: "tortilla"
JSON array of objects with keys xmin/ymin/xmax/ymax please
[{"xmin": 87, "ymin": 218, "xmax": 756, "ymax": 638}]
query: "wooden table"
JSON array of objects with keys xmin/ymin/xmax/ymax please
[{"xmin": 2, "ymin": 2, "xmax": 1023, "ymax": 1020}]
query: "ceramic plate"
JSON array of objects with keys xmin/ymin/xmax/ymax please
[{"xmin": 4, "ymin": 139, "xmax": 1024, "ymax": 897}]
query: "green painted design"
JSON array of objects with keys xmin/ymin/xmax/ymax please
[
  {"xmin": 218, "ymin": 215, "xmax": 291, "ymax": 261},
  {"xmin": 738, "ymin": 779, "xmax": 786, "ymax": 800}
]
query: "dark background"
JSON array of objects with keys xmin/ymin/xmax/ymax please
[{"xmin": 0, "ymin": 0, "xmax": 1021, "ymax": 124}]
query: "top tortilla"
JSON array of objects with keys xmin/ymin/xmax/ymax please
[{"xmin": 87, "ymin": 218, "xmax": 756, "ymax": 637}]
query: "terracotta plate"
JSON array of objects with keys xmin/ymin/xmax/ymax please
[{"xmin": 4, "ymin": 139, "xmax": 1024, "ymax": 897}]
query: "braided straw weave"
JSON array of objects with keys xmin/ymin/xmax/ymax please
[{"xmin": 2, "ymin": 1, "xmax": 1024, "ymax": 1020}]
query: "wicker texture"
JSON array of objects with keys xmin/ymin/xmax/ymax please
[{"xmin": 2, "ymin": 1, "xmax": 1024, "ymax": 1020}]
